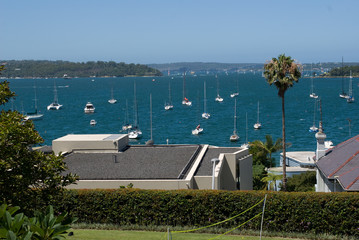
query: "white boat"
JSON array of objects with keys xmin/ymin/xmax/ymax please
[
  {"xmin": 309, "ymin": 64, "xmax": 318, "ymax": 99},
  {"xmin": 84, "ymin": 102, "xmax": 95, "ymax": 113},
  {"xmin": 215, "ymin": 75, "xmax": 223, "ymax": 102},
  {"xmin": 192, "ymin": 125, "xmax": 203, "ymax": 135},
  {"xmin": 47, "ymin": 81, "xmax": 63, "ymax": 110},
  {"xmin": 164, "ymin": 80, "xmax": 173, "ymax": 110},
  {"xmin": 202, "ymin": 81, "xmax": 210, "ymax": 119},
  {"xmin": 347, "ymin": 71, "xmax": 354, "ymax": 103},
  {"xmin": 90, "ymin": 119, "xmax": 97, "ymax": 126},
  {"xmin": 128, "ymin": 131, "xmax": 138, "ymax": 139},
  {"xmin": 63, "ymin": 74, "xmax": 71, "ymax": 79},
  {"xmin": 108, "ymin": 88, "xmax": 117, "ymax": 104},
  {"xmin": 25, "ymin": 84, "xmax": 43, "ymax": 121},
  {"xmin": 128, "ymin": 81, "xmax": 142, "ymax": 139},
  {"xmin": 253, "ymin": 101, "xmax": 261, "ymax": 129},
  {"xmin": 230, "ymin": 98, "xmax": 239, "ymax": 142},
  {"xmin": 182, "ymin": 72, "xmax": 192, "ymax": 106}
]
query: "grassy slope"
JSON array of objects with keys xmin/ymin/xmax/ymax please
[{"xmin": 69, "ymin": 229, "xmax": 303, "ymax": 240}]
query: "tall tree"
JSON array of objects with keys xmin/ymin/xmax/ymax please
[
  {"xmin": 0, "ymin": 64, "xmax": 77, "ymax": 210},
  {"xmin": 250, "ymin": 135, "xmax": 283, "ymax": 168},
  {"xmin": 263, "ymin": 54, "xmax": 301, "ymax": 191}
]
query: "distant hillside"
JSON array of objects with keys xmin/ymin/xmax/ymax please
[
  {"xmin": 0, "ymin": 60, "xmax": 162, "ymax": 78},
  {"xmin": 148, "ymin": 62, "xmax": 359, "ymax": 75},
  {"xmin": 328, "ymin": 65, "xmax": 359, "ymax": 77},
  {"xmin": 148, "ymin": 62, "xmax": 264, "ymax": 74}
]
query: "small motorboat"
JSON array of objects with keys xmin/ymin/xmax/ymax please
[
  {"xmin": 84, "ymin": 102, "xmax": 95, "ymax": 113},
  {"xmin": 90, "ymin": 119, "xmax": 97, "ymax": 126}
]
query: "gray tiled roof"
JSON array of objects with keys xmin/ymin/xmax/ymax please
[
  {"xmin": 63, "ymin": 145, "xmax": 200, "ymax": 180},
  {"xmin": 195, "ymin": 147, "xmax": 241, "ymax": 176},
  {"xmin": 316, "ymin": 135, "xmax": 359, "ymax": 191}
]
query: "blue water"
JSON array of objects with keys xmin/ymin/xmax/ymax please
[{"xmin": 2, "ymin": 73, "xmax": 358, "ymax": 153}]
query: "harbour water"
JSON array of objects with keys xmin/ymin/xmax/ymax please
[{"xmin": 3, "ymin": 73, "xmax": 358, "ymax": 154}]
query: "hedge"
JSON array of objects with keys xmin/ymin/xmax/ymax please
[{"xmin": 52, "ymin": 189, "xmax": 359, "ymax": 237}]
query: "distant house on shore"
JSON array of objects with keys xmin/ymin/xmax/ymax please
[{"xmin": 47, "ymin": 134, "xmax": 253, "ymax": 190}]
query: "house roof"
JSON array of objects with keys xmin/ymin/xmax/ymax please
[
  {"xmin": 63, "ymin": 145, "xmax": 201, "ymax": 180},
  {"xmin": 316, "ymin": 135, "xmax": 359, "ymax": 191},
  {"xmin": 195, "ymin": 147, "xmax": 241, "ymax": 176}
]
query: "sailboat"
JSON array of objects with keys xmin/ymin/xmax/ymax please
[
  {"xmin": 122, "ymin": 99, "xmax": 132, "ymax": 131},
  {"xmin": 230, "ymin": 98, "xmax": 239, "ymax": 142},
  {"xmin": 309, "ymin": 99, "xmax": 318, "ymax": 132},
  {"xmin": 47, "ymin": 81, "xmax": 63, "ymax": 110},
  {"xmin": 192, "ymin": 94, "xmax": 203, "ymax": 135},
  {"xmin": 129, "ymin": 81, "xmax": 142, "ymax": 139},
  {"xmin": 309, "ymin": 64, "xmax": 318, "ymax": 99},
  {"xmin": 230, "ymin": 78, "xmax": 239, "ymax": 98},
  {"xmin": 215, "ymin": 75, "xmax": 223, "ymax": 102},
  {"xmin": 25, "ymin": 84, "xmax": 43, "ymax": 120},
  {"xmin": 146, "ymin": 94, "xmax": 154, "ymax": 145},
  {"xmin": 108, "ymin": 88, "xmax": 117, "ymax": 104},
  {"xmin": 182, "ymin": 72, "xmax": 192, "ymax": 106},
  {"xmin": 347, "ymin": 70, "xmax": 354, "ymax": 103},
  {"xmin": 164, "ymin": 80, "xmax": 174, "ymax": 110},
  {"xmin": 192, "ymin": 124, "xmax": 203, "ymax": 135},
  {"xmin": 253, "ymin": 101, "xmax": 261, "ymax": 129},
  {"xmin": 339, "ymin": 57, "xmax": 349, "ymax": 99},
  {"xmin": 202, "ymin": 81, "xmax": 210, "ymax": 119}
]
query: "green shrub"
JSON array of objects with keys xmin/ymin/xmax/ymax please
[
  {"xmin": 51, "ymin": 190, "xmax": 359, "ymax": 237},
  {"xmin": 0, "ymin": 204, "xmax": 76, "ymax": 240}
]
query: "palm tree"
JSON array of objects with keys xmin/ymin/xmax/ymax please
[
  {"xmin": 264, "ymin": 54, "xmax": 301, "ymax": 191},
  {"xmin": 250, "ymin": 135, "xmax": 283, "ymax": 168},
  {"xmin": 262, "ymin": 172, "xmax": 283, "ymax": 191}
]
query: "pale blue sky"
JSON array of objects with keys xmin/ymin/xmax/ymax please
[{"xmin": 1, "ymin": 0, "xmax": 358, "ymax": 64}]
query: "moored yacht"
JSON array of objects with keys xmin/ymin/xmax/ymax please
[{"xmin": 84, "ymin": 102, "xmax": 95, "ymax": 113}]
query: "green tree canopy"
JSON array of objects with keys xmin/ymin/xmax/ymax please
[{"xmin": 0, "ymin": 64, "xmax": 77, "ymax": 210}]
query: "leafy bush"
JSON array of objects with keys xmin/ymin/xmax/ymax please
[
  {"xmin": 286, "ymin": 171, "xmax": 316, "ymax": 192},
  {"xmin": 0, "ymin": 204, "xmax": 76, "ymax": 240},
  {"xmin": 52, "ymin": 189, "xmax": 359, "ymax": 237}
]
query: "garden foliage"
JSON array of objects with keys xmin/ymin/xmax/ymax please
[{"xmin": 51, "ymin": 189, "xmax": 359, "ymax": 237}]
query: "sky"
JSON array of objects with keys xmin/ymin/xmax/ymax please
[{"xmin": 1, "ymin": 0, "xmax": 359, "ymax": 64}]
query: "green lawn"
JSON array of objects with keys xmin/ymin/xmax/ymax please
[{"xmin": 69, "ymin": 229, "xmax": 303, "ymax": 240}]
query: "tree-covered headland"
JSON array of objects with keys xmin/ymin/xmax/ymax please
[{"xmin": 0, "ymin": 60, "xmax": 162, "ymax": 78}]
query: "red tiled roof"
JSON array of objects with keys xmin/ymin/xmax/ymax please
[{"xmin": 316, "ymin": 135, "xmax": 359, "ymax": 191}]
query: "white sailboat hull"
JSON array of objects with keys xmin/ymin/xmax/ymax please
[
  {"xmin": 47, "ymin": 103, "xmax": 63, "ymax": 110},
  {"xmin": 202, "ymin": 112, "xmax": 210, "ymax": 119},
  {"xmin": 192, "ymin": 128, "xmax": 203, "ymax": 135}
]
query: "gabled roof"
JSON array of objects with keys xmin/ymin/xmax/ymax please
[
  {"xmin": 316, "ymin": 135, "xmax": 359, "ymax": 191},
  {"xmin": 63, "ymin": 145, "xmax": 201, "ymax": 180}
]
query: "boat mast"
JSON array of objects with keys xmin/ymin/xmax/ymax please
[
  {"xmin": 204, "ymin": 81, "xmax": 207, "ymax": 113},
  {"xmin": 257, "ymin": 101, "xmax": 260, "ymax": 123},
  {"xmin": 133, "ymin": 81, "xmax": 138, "ymax": 127},
  {"xmin": 245, "ymin": 112, "xmax": 248, "ymax": 143},
  {"xmin": 168, "ymin": 80, "xmax": 172, "ymax": 104},
  {"xmin": 33, "ymin": 83, "xmax": 38, "ymax": 114},
  {"xmin": 183, "ymin": 71, "xmax": 186, "ymax": 100},
  {"xmin": 341, "ymin": 57, "xmax": 345, "ymax": 95},
  {"xmin": 53, "ymin": 81, "xmax": 58, "ymax": 104},
  {"xmin": 233, "ymin": 98, "xmax": 237, "ymax": 134},
  {"xmin": 150, "ymin": 93, "xmax": 152, "ymax": 140}
]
